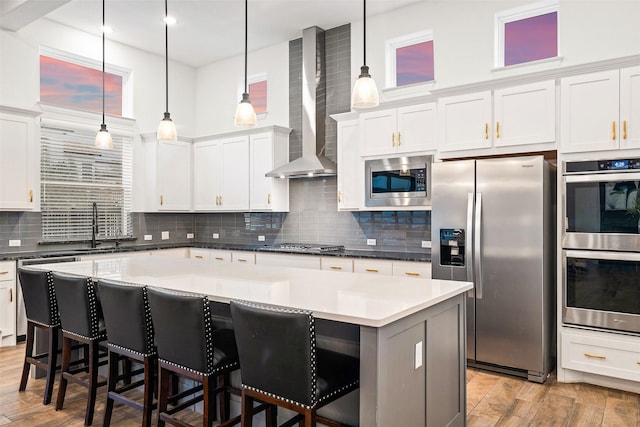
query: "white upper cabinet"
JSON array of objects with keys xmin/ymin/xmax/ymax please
[
  {"xmin": 561, "ymin": 66, "xmax": 640, "ymax": 153},
  {"xmin": 437, "ymin": 91, "xmax": 493, "ymax": 153},
  {"xmin": 193, "ymin": 136, "xmax": 249, "ymax": 212},
  {"xmin": 337, "ymin": 119, "xmax": 363, "ymax": 210},
  {"xmin": 360, "ymin": 103, "xmax": 437, "ymax": 157},
  {"xmin": 249, "ymin": 128, "xmax": 289, "ymax": 212},
  {"xmin": 144, "ymin": 138, "xmax": 192, "ymax": 211},
  {"xmin": 0, "ymin": 108, "xmax": 39, "ymax": 211},
  {"xmin": 438, "ymin": 81, "xmax": 556, "ymax": 155}
]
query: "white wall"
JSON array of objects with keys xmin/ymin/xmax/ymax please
[
  {"xmin": 194, "ymin": 41, "xmax": 289, "ymax": 136},
  {"xmin": 0, "ymin": 18, "xmax": 196, "ymax": 137}
]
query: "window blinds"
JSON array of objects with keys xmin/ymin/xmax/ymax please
[{"xmin": 40, "ymin": 122, "xmax": 133, "ymax": 242}]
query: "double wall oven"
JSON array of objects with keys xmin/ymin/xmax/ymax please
[{"xmin": 562, "ymin": 158, "xmax": 640, "ymax": 334}]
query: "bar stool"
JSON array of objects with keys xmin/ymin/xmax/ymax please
[
  {"xmin": 230, "ymin": 300, "xmax": 360, "ymax": 427},
  {"xmin": 52, "ymin": 272, "xmax": 108, "ymax": 426},
  {"xmin": 146, "ymin": 287, "xmax": 242, "ymax": 427},
  {"xmin": 16, "ymin": 268, "xmax": 60, "ymax": 405},
  {"xmin": 96, "ymin": 279, "xmax": 157, "ymax": 427}
]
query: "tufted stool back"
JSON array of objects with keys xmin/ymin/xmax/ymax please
[
  {"xmin": 18, "ymin": 267, "xmax": 59, "ymax": 327},
  {"xmin": 52, "ymin": 272, "xmax": 104, "ymax": 340}
]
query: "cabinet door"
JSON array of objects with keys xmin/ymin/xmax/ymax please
[
  {"xmin": 0, "ymin": 262, "xmax": 16, "ymax": 347},
  {"xmin": 392, "ymin": 261, "xmax": 431, "ymax": 279},
  {"xmin": 193, "ymin": 140, "xmax": 221, "ymax": 211},
  {"xmin": 620, "ymin": 65, "xmax": 640, "ymax": 150},
  {"xmin": 219, "ymin": 136, "xmax": 249, "ymax": 211},
  {"xmin": 360, "ymin": 109, "xmax": 397, "ymax": 156},
  {"xmin": 494, "ymin": 80, "xmax": 556, "ymax": 147},
  {"xmin": 337, "ymin": 120, "xmax": 363, "ymax": 210},
  {"xmin": 437, "ymin": 91, "xmax": 492, "ymax": 152},
  {"xmin": 0, "ymin": 113, "xmax": 36, "ymax": 210},
  {"xmin": 250, "ymin": 133, "xmax": 275, "ymax": 210},
  {"xmin": 157, "ymin": 140, "xmax": 191, "ymax": 211},
  {"xmin": 397, "ymin": 103, "xmax": 437, "ymax": 153},
  {"xmin": 353, "ymin": 259, "xmax": 393, "ymax": 276},
  {"xmin": 561, "ymin": 70, "xmax": 620, "ymax": 153}
]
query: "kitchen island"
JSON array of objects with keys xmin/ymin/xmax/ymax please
[{"xmin": 31, "ymin": 256, "xmax": 472, "ymax": 426}]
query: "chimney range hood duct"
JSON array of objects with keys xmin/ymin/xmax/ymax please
[{"xmin": 266, "ymin": 26, "xmax": 336, "ymax": 179}]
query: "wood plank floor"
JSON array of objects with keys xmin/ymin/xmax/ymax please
[{"xmin": 2, "ymin": 343, "xmax": 639, "ymax": 426}]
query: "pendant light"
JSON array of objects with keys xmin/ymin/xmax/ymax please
[
  {"xmin": 157, "ymin": 0, "xmax": 178, "ymax": 141},
  {"xmin": 234, "ymin": 0, "xmax": 257, "ymax": 128},
  {"xmin": 94, "ymin": 0, "xmax": 113, "ymax": 149},
  {"xmin": 351, "ymin": 0, "xmax": 379, "ymax": 109}
]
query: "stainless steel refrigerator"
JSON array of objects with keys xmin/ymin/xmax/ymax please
[{"xmin": 431, "ymin": 155, "xmax": 555, "ymax": 383}]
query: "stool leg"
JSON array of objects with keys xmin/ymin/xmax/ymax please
[
  {"xmin": 266, "ymin": 405, "xmax": 277, "ymax": 427},
  {"xmin": 217, "ymin": 374, "xmax": 228, "ymax": 421},
  {"xmin": 19, "ymin": 321, "xmax": 35, "ymax": 392},
  {"xmin": 55, "ymin": 335, "xmax": 72, "ymax": 411},
  {"xmin": 157, "ymin": 366, "xmax": 170, "ymax": 427},
  {"xmin": 103, "ymin": 350, "xmax": 119, "ymax": 427},
  {"xmin": 241, "ymin": 390, "xmax": 253, "ymax": 427},
  {"xmin": 141, "ymin": 356, "xmax": 155, "ymax": 427},
  {"xmin": 43, "ymin": 326, "xmax": 59, "ymax": 405},
  {"xmin": 84, "ymin": 340, "xmax": 100, "ymax": 426},
  {"xmin": 203, "ymin": 375, "xmax": 216, "ymax": 427}
]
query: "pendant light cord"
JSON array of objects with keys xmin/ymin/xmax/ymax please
[
  {"xmin": 243, "ymin": 0, "xmax": 248, "ymax": 94},
  {"xmin": 164, "ymin": 0, "xmax": 169, "ymax": 113},
  {"xmin": 101, "ymin": 0, "xmax": 105, "ymax": 125},
  {"xmin": 363, "ymin": 0, "xmax": 366, "ymax": 66}
]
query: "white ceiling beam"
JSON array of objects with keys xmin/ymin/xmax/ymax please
[{"xmin": 0, "ymin": 0, "xmax": 72, "ymax": 32}]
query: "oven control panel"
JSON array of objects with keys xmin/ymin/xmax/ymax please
[{"xmin": 566, "ymin": 158, "xmax": 640, "ymax": 173}]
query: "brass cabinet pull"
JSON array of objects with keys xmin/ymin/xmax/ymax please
[
  {"xmin": 330, "ymin": 266, "xmax": 343, "ymax": 270},
  {"xmin": 219, "ymin": 195, "xmax": 222, "ymax": 206},
  {"xmin": 0, "ymin": 271, "xmax": 8, "ymax": 275},
  {"xmin": 496, "ymin": 122, "xmax": 500, "ymax": 138},
  {"xmin": 612, "ymin": 121, "xmax": 616, "ymax": 140},
  {"xmin": 485, "ymin": 123, "xmax": 489, "ymax": 140},
  {"xmin": 623, "ymin": 120, "xmax": 627, "ymax": 140},
  {"xmin": 215, "ymin": 257, "xmax": 224, "ymax": 261},
  {"xmin": 237, "ymin": 259, "xmax": 247, "ymax": 263},
  {"xmin": 195, "ymin": 255, "xmax": 204, "ymax": 259},
  {"xmin": 267, "ymin": 193, "xmax": 271, "ymax": 204},
  {"xmin": 365, "ymin": 268, "xmax": 379, "ymax": 273},
  {"xmin": 29, "ymin": 189, "xmax": 33, "ymax": 202},
  {"xmin": 160, "ymin": 195, "xmax": 164, "ymax": 206},
  {"xmin": 584, "ymin": 353, "xmax": 606, "ymax": 360},
  {"xmin": 391, "ymin": 133, "xmax": 395, "ymax": 147},
  {"xmin": 9, "ymin": 288, "xmax": 12, "ymax": 302},
  {"xmin": 398, "ymin": 132, "xmax": 401, "ymax": 146},
  {"xmin": 216, "ymin": 195, "xmax": 219, "ymax": 205},
  {"xmin": 338, "ymin": 191, "xmax": 342, "ymax": 203},
  {"xmin": 405, "ymin": 272, "xmax": 420, "ymax": 276}
]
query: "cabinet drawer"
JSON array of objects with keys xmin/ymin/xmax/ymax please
[
  {"xmin": 190, "ymin": 248, "xmax": 211, "ymax": 260},
  {"xmin": 321, "ymin": 258, "xmax": 353, "ymax": 273},
  {"xmin": 0, "ymin": 261, "xmax": 16, "ymax": 282},
  {"xmin": 561, "ymin": 331, "xmax": 640, "ymax": 382},
  {"xmin": 392, "ymin": 261, "xmax": 431, "ymax": 279},
  {"xmin": 232, "ymin": 251, "xmax": 255, "ymax": 264},
  {"xmin": 353, "ymin": 259, "xmax": 393, "ymax": 276}
]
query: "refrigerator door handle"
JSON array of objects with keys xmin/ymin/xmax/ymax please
[
  {"xmin": 466, "ymin": 193, "xmax": 474, "ymax": 286},
  {"xmin": 475, "ymin": 192, "xmax": 483, "ymax": 299}
]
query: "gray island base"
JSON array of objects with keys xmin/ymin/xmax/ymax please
[{"xmin": 31, "ymin": 257, "xmax": 471, "ymax": 426}]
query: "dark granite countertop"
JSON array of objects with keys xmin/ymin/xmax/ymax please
[{"xmin": 1, "ymin": 242, "xmax": 430, "ymax": 263}]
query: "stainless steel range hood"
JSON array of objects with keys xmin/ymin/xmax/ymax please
[{"xmin": 266, "ymin": 26, "xmax": 336, "ymax": 179}]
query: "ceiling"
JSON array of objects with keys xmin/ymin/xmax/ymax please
[{"xmin": 1, "ymin": 0, "xmax": 423, "ymax": 68}]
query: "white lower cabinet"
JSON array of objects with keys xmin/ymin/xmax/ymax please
[
  {"xmin": 189, "ymin": 248, "xmax": 231, "ymax": 262},
  {"xmin": 255, "ymin": 253, "xmax": 320, "ymax": 269},
  {"xmin": 353, "ymin": 259, "xmax": 393, "ymax": 276},
  {"xmin": 0, "ymin": 261, "xmax": 17, "ymax": 347},
  {"xmin": 231, "ymin": 251, "xmax": 255, "ymax": 264},
  {"xmin": 320, "ymin": 257, "xmax": 354, "ymax": 273},
  {"xmin": 392, "ymin": 261, "xmax": 431, "ymax": 279},
  {"xmin": 561, "ymin": 329, "xmax": 640, "ymax": 382}
]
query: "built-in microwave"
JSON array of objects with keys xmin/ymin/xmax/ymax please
[{"xmin": 365, "ymin": 155, "xmax": 432, "ymax": 207}]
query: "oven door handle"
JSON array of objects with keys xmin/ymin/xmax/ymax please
[{"xmin": 564, "ymin": 172, "xmax": 640, "ymax": 183}]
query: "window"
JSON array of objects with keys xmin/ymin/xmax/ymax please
[
  {"xmin": 385, "ymin": 30, "xmax": 434, "ymax": 88},
  {"xmin": 496, "ymin": 1, "xmax": 559, "ymax": 67},
  {"xmin": 39, "ymin": 109, "xmax": 133, "ymax": 242},
  {"xmin": 249, "ymin": 79, "xmax": 267, "ymax": 114}
]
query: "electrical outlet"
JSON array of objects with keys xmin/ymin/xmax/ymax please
[
  {"xmin": 421, "ymin": 240, "xmax": 431, "ymax": 248},
  {"xmin": 9, "ymin": 240, "xmax": 21, "ymax": 247},
  {"xmin": 187, "ymin": 233, "xmax": 194, "ymax": 239},
  {"xmin": 161, "ymin": 231, "xmax": 169, "ymax": 240},
  {"xmin": 144, "ymin": 235, "xmax": 153, "ymax": 241},
  {"xmin": 258, "ymin": 235, "xmax": 265, "ymax": 242},
  {"xmin": 212, "ymin": 233, "xmax": 219, "ymax": 239},
  {"xmin": 367, "ymin": 239, "xmax": 376, "ymax": 246}
]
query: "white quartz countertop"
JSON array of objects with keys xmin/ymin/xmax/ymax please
[{"xmin": 30, "ymin": 257, "xmax": 472, "ymax": 328}]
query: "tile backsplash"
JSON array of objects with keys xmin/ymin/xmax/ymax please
[{"xmin": 0, "ymin": 23, "xmax": 430, "ymax": 256}]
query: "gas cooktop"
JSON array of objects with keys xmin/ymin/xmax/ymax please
[{"xmin": 263, "ymin": 243, "xmax": 345, "ymax": 253}]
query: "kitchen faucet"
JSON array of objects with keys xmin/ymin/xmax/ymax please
[{"xmin": 91, "ymin": 202, "xmax": 100, "ymax": 248}]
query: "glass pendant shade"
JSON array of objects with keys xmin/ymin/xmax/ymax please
[
  {"xmin": 234, "ymin": 93, "xmax": 257, "ymax": 128},
  {"xmin": 95, "ymin": 123, "xmax": 113, "ymax": 149},
  {"xmin": 351, "ymin": 65, "xmax": 379, "ymax": 108},
  {"xmin": 157, "ymin": 112, "xmax": 178, "ymax": 141}
]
